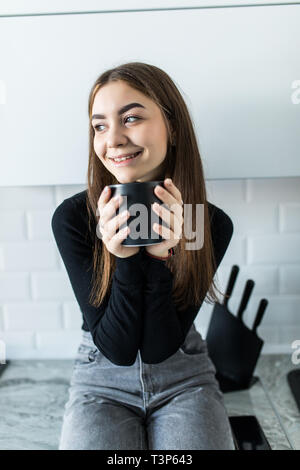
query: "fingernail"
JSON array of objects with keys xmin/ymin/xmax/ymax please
[
  {"xmin": 104, "ymin": 186, "xmax": 108, "ymax": 192},
  {"xmin": 166, "ymin": 178, "xmax": 172, "ymax": 185}
]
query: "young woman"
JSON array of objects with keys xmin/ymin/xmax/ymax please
[{"xmin": 52, "ymin": 62, "xmax": 235, "ymax": 450}]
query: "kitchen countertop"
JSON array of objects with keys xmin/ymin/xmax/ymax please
[{"xmin": 0, "ymin": 354, "xmax": 299, "ymax": 450}]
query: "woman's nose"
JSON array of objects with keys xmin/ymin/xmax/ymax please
[{"xmin": 106, "ymin": 123, "xmax": 128, "ymax": 147}]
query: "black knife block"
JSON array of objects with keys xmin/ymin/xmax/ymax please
[{"xmin": 206, "ymin": 302, "xmax": 264, "ymax": 393}]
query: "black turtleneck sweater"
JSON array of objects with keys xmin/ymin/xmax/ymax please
[{"xmin": 51, "ymin": 190, "xmax": 233, "ymax": 366}]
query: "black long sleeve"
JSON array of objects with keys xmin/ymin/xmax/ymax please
[
  {"xmin": 139, "ymin": 203, "xmax": 234, "ymax": 364},
  {"xmin": 51, "ymin": 190, "xmax": 233, "ymax": 367},
  {"xmin": 51, "ymin": 193, "xmax": 145, "ymax": 366}
]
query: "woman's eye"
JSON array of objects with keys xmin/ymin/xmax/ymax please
[{"xmin": 94, "ymin": 115, "xmax": 140, "ymax": 132}]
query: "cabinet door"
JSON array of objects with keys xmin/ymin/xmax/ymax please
[{"xmin": 0, "ymin": 6, "xmax": 299, "ymax": 186}]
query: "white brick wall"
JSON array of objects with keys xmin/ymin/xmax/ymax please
[{"xmin": 0, "ymin": 178, "xmax": 299, "ymax": 359}]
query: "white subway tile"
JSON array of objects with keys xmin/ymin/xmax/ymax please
[
  {"xmin": 2, "ymin": 242, "xmax": 58, "ymax": 270},
  {"xmin": 1, "ymin": 178, "xmax": 299, "ymax": 358},
  {"xmin": 26, "ymin": 210, "xmax": 55, "ymax": 240},
  {"xmin": 0, "ymin": 247, "xmax": 4, "ymax": 270},
  {"xmin": 261, "ymin": 344, "xmax": 293, "ymax": 354},
  {"xmin": 0, "ymin": 307, "xmax": 4, "ymax": 330},
  {"xmin": 59, "ymin": 258, "xmax": 67, "ymax": 271},
  {"xmin": 225, "ymin": 204, "xmax": 278, "ymax": 235},
  {"xmin": 248, "ymin": 296, "xmax": 300, "ymax": 326},
  {"xmin": 221, "ymin": 235, "xmax": 245, "ymax": 265},
  {"xmin": 35, "ymin": 330, "xmax": 83, "ymax": 358},
  {"xmin": 248, "ymin": 235, "xmax": 300, "ymax": 264},
  {"xmin": 256, "ymin": 326, "xmax": 281, "ymax": 344},
  {"xmin": 0, "ymin": 211, "xmax": 26, "ymax": 241},
  {"xmin": 278, "ymin": 326, "xmax": 300, "ymax": 346},
  {"xmin": 206, "ymin": 179, "xmax": 246, "ymax": 204},
  {"xmin": 196, "ymin": 302, "xmax": 214, "ymax": 338},
  {"xmin": 280, "ymin": 203, "xmax": 300, "ymax": 232},
  {"xmin": 63, "ymin": 302, "xmax": 84, "ymax": 329},
  {"xmin": 247, "ymin": 177, "xmax": 300, "ymax": 203},
  {"xmin": 54, "ymin": 185, "xmax": 86, "ymax": 207},
  {"xmin": 0, "ymin": 273, "xmax": 30, "ymax": 300},
  {"xmin": 0, "ymin": 187, "xmax": 54, "ymax": 209},
  {"xmin": 0, "ymin": 331, "xmax": 36, "ymax": 359},
  {"xmin": 216, "ymin": 265, "xmax": 278, "ymax": 296},
  {"xmin": 3, "ymin": 302, "xmax": 62, "ymax": 330},
  {"xmin": 279, "ymin": 266, "xmax": 300, "ymax": 294},
  {"xmin": 31, "ymin": 272, "xmax": 74, "ymax": 300}
]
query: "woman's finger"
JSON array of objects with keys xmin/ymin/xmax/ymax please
[
  {"xmin": 154, "ymin": 220, "xmax": 174, "ymax": 242},
  {"xmin": 111, "ymin": 225, "xmax": 130, "ymax": 245},
  {"xmin": 106, "ymin": 209, "xmax": 130, "ymax": 241},
  {"xmin": 154, "ymin": 179, "xmax": 183, "ymax": 208},
  {"xmin": 153, "ymin": 201, "xmax": 182, "ymax": 232},
  {"xmin": 99, "ymin": 193, "xmax": 123, "ymax": 229},
  {"xmin": 153, "ymin": 204, "xmax": 183, "ymax": 241},
  {"xmin": 164, "ymin": 178, "xmax": 183, "ymax": 204},
  {"xmin": 152, "ymin": 201, "xmax": 173, "ymax": 226},
  {"xmin": 97, "ymin": 186, "xmax": 111, "ymax": 214}
]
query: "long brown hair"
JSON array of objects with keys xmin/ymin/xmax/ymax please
[{"xmin": 85, "ymin": 62, "xmax": 224, "ymax": 312}]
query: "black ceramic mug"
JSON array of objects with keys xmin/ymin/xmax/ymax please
[{"xmin": 108, "ymin": 180, "xmax": 168, "ymax": 247}]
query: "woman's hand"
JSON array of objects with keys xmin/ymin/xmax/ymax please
[
  {"xmin": 146, "ymin": 178, "xmax": 183, "ymax": 258},
  {"xmin": 97, "ymin": 186, "xmax": 140, "ymax": 259}
]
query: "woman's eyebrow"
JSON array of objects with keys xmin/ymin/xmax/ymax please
[{"xmin": 91, "ymin": 102, "xmax": 145, "ymax": 121}]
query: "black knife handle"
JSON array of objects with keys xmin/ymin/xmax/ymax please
[
  {"xmin": 252, "ymin": 299, "xmax": 268, "ymax": 333},
  {"xmin": 237, "ymin": 279, "xmax": 255, "ymax": 320},
  {"xmin": 223, "ymin": 265, "xmax": 239, "ymax": 307}
]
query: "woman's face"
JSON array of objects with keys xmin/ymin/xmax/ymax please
[{"xmin": 91, "ymin": 80, "xmax": 170, "ymax": 183}]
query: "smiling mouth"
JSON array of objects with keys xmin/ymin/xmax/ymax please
[
  {"xmin": 109, "ymin": 150, "xmax": 143, "ymax": 166},
  {"xmin": 108, "ymin": 151, "xmax": 142, "ymax": 163}
]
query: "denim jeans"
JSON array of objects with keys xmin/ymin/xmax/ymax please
[{"xmin": 58, "ymin": 323, "xmax": 235, "ymax": 450}]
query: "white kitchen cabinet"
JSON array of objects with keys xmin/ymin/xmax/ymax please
[{"xmin": 0, "ymin": 4, "xmax": 299, "ymax": 186}]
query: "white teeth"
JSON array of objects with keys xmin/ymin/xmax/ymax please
[
  {"xmin": 114, "ymin": 155, "xmax": 134, "ymax": 162},
  {"xmin": 113, "ymin": 152, "xmax": 140, "ymax": 162}
]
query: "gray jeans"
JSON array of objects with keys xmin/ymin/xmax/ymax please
[{"xmin": 58, "ymin": 323, "xmax": 235, "ymax": 450}]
